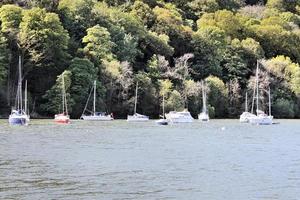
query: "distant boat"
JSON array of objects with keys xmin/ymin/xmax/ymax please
[
  {"xmin": 54, "ymin": 74, "xmax": 70, "ymax": 124},
  {"xmin": 8, "ymin": 56, "xmax": 30, "ymax": 126},
  {"xmin": 81, "ymin": 80, "xmax": 113, "ymax": 121},
  {"xmin": 127, "ymin": 81, "xmax": 149, "ymax": 122},
  {"xmin": 156, "ymin": 93, "xmax": 168, "ymax": 125},
  {"xmin": 198, "ymin": 80, "xmax": 209, "ymax": 122},
  {"xmin": 249, "ymin": 61, "xmax": 273, "ymax": 125},
  {"xmin": 165, "ymin": 109, "xmax": 194, "ymax": 123},
  {"xmin": 239, "ymin": 92, "xmax": 256, "ymax": 123}
]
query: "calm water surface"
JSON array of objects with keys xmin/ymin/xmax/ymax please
[{"xmin": 0, "ymin": 119, "xmax": 300, "ymax": 200}]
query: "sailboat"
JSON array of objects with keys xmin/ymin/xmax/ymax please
[
  {"xmin": 239, "ymin": 92, "xmax": 256, "ymax": 123},
  {"xmin": 249, "ymin": 61, "xmax": 273, "ymax": 125},
  {"xmin": 8, "ymin": 56, "xmax": 30, "ymax": 126},
  {"xmin": 127, "ymin": 81, "xmax": 149, "ymax": 122},
  {"xmin": 198, "ymin": 80, "xmax": 209, "ymax": 122},
  {"xmin": 165, "ymin": 109, "xmax": 194, "ymax": 123},
  {"xmin": 156, "ymin": 93, "xmax": 168, "ymax": 125},
  {"xmin": 54, "ymin": 74, "xmax": 70, "ymax": 124},
  {"xmin": 81, "ymin": 80, "xmax": 113, "ymax": 121}
]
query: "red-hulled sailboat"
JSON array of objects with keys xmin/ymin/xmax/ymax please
[{"xmin": 54, "ymin": 74, "xmax": 70, "ymax": 124}]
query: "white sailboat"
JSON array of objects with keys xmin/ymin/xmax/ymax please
[
  {"xmin": 239, "ymin": 92, "xmax": 256, "ymax": 123},
  {"xmin": 249, "ymin": 61, "xmax": 273, "ymax": 125},
  {"xmin": 8, "ymin": 55, "xmax": 30, "ymax": 126},
  {"xmin": 81, "ymin": 80, "xmax": 113, "ymax": 121},
  {"xmin": 54, "ymin": 74, "xmax": 70, "ymax": 124},
  {"xmin": 156, "ymin": 93, "xmax": 168, "ymax": 125},
  {"xmin": 198, "ymin": 80, "xmax": 209, "ymax": 122},
  {"xmin": 165, "ymin": 109, "xmax": 194, "ymax": 123},
  {"xmin": 127, "ymin": 81, "xmax": 149, "ymax": 122}
]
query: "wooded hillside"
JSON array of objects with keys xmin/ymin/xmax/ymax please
[{"xmin": 0, "ymin": 0, "xmax": 300, "ymax": 118}]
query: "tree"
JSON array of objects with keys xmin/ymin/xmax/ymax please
[
  {"xmin": 0, "ymin": 5, "xmax": 23, "ymax": 37},
  {"xmin": 188, "ymin": 0, "xmax": 219, "ymax": 16},
  {"xmin": 58, "ymin": 0, "xmax": 96, "ymax": 39},
  {"xmin": 0, "ymin": 34, "xmax": 9, "ymax": 84},
  {"xmin": 19, "ymin": 8, "xmax": 70, "ymax": 67},
  {"xmin": 41, "ymin": 70, "xmax": 74, "ymax": 115},
  {"xmin": 165, "ymin": 90, "xmax": 185, "ymax": 111},
  {"xmin": 197, "ymin": 10, "xmax": 243, "ymax": 39},
  {"xmin": 221, "ymin": 38, "xmax": 264, "ymax": 85},
  {"xmin": 191, "ymin": 26, "xmax": 226, "ymax": 80},
  {"xmin": 266, "ymin": 0, "xmax": 300, "ymax": 13},
  {"xmin": 130, "ymin": 1, "xmax": 155, "ymax": 28},
  {"xmin": 28, "ymin": 0, "xmax": 59, "ymax": 11},
  {"xmin": 83, "ymin": 25, "xmax": 114, "ymax": 63},
  {"xmin": 273, "ymin": 98, "xmax": 296, "ymax": 118},
  {"xmin": 264, "ymin": 56, "xmax": 300, "ymax": 95},
  {"xmin": 68, "ymin": 58, "xmax": 100, "ymax": 117},
  {"xmin": 205, "ymin": 75, "xmax": 228, "ymax": 117}
]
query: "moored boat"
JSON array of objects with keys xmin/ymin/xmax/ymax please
[
  {"xmin": 198, "ymin": 80, "xmax": 209, "ymax": 122},
  {"xmin": 239, "ymin": 92, "xmax": 256, "ymax": 123},
  {"xmin": 156, "ymin": 91, "xmax": 168, "ymax": 125},
  {"xmin": 165, "ymin": 109, "xmax": 194, "ymax": 123},
  {"xmin": 54, "ymin": 113, "xmax": 70, "ymax": 124},
  {"xmin": 249, "ymin": 61, "xmax": 273, "ymax": 125},
  {"xmin": 127, "ymin": 113, "xmax": 149, "ymax": 122},
  {"xmin": 54, "ymin": 73, "xmax": 70, "ymax": 124},
  {"xmin": 127, "ymin": 81, "xmax": 149, "ymax": 122},
  {"xmin": 8, "ymin": 56, "xmax": 30, "ymax": 126},
  {"xmin": 81, "ymin": 81, "xmax": 113, "ymax": 121}
]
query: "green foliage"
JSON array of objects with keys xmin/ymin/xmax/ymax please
[
  {"xmin": 205, "ymin": 76, "xmax": 228, "ymax": 117},
  {"xmin": 273, "ymin": 98, "xmax": 296, "ymax": 118},
  {"xmin": 188, "ymin": 0, "xmax": 219, "ymax": 16},
  {"xmin": 165, "ymin": 90, "xmax": 185, "ymax": 111},
  {"xmin": 266, "ymin": 0, "xmax": 300, "ymax": 13},
  {"xmin": 197, "ymin": 10, "xmax": 243, "ymax": 39},
  {"xmin": 221, "ymin": 38, "xmax": 264, "ymax": 85},
  {"xmin": 0, "ymin": 34, "xmax": 9, "ymax": 84},
  {"xmin": 131, "ymin": 1, "xmax": 155, "ymax": 27},
  {"xmin": 83, "ymin": 25, "xmax": 114, "ymax": 62},
  {"xmin": 191, "ymin": 26, "xmax": 226, "ymax": 79},
  {"xmin": 265, "ymin": 55, "xmax": 300, "ymax": 95},
  {"xmin": 41, "ymin": 70, "xmax": 74, "ymax": 115},
  {"xmin": 68, "ymin": 58, "xmax": 100, "ymax": 117},
  {"xmin": 0, "ymin": 5, "xmax": 23, "ymax": 36},
  {"xmin": 1, "ymin": 0, "xmax": 300, "ymax": 118},
  {"xmin": 19, "ymin": 8, "xmax": 70, "ymax": 66}
]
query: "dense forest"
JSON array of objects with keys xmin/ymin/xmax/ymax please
[{"xmin": 0, "ymin": 0, "xmax": 300, "ymax": 119}]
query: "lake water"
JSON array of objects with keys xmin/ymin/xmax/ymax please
[{"xmin": 0, "ymin": 119, "xmax": 300, "ymax": 200}]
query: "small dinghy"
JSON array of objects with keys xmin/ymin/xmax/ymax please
[{"xmin": 156, "ymin": 119, "xmax": 168, "ymax": 125}]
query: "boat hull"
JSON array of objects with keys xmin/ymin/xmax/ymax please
[
  {"xmin": 54, "ymin": 114, "xmax": 70, "ymax": 124},
  {"xmin": 9, "ymin": 115, "xmax": 29, "ymax": 126},
  {"xmin": 127, "ymin": 114, "xmax": 149, "ymax": 122},
  {"xmin": 165, "ymin": 112, "xmax": 194, "ymax": 123},
  {"xmin": 239, "ymin": 112, "xmax": 256, "ymax": 123},
  {"xmin": 156, "ymin": 119, "xmax": 168, "ymax": 125},
  {"xmin": 198, "ymin": 113, "xmax": 209, "ymax": 122},
  {"xmin": 81, "ymin": 115, "xmax": 113, "ymax": 121},
  {"xmin": 249, "ymin": 116, "xmax": 273, "ymax": 125}
]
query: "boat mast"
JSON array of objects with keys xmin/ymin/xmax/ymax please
[
  {"xmin": 201, "ymin": 80, "xmax": 206, "ymax": 113},
  {"xmin": 134, "ymin": 81, "xmax": 138, "ymax": 114},
  {"xmin": 93, "ymin": 80, "xmax": 96, "ymax": 115},
  {"xmin": 245, "ymin": 92, "xmax": 248, "ymax": 112},
  {"xmin": 162, "ymin": 93, "xmax": 165, "ymax": 119},
  {"xmin": 18, "ymin": 55, "xmax": 23, "ymax": 111},
  {"xmin": 25, "ymin": 80, "xmax": 27, "ymax": 115},
  {"xmin": 62, "ymin": 75, "xmax": 65, "ymax": 114},
  {"xmin": 268, "ymin": 86, "xmax": 271, "ymax": 116},
  {"xmin": 256, "ymin": 61, "xmax": 259, "ymax": 114}
]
